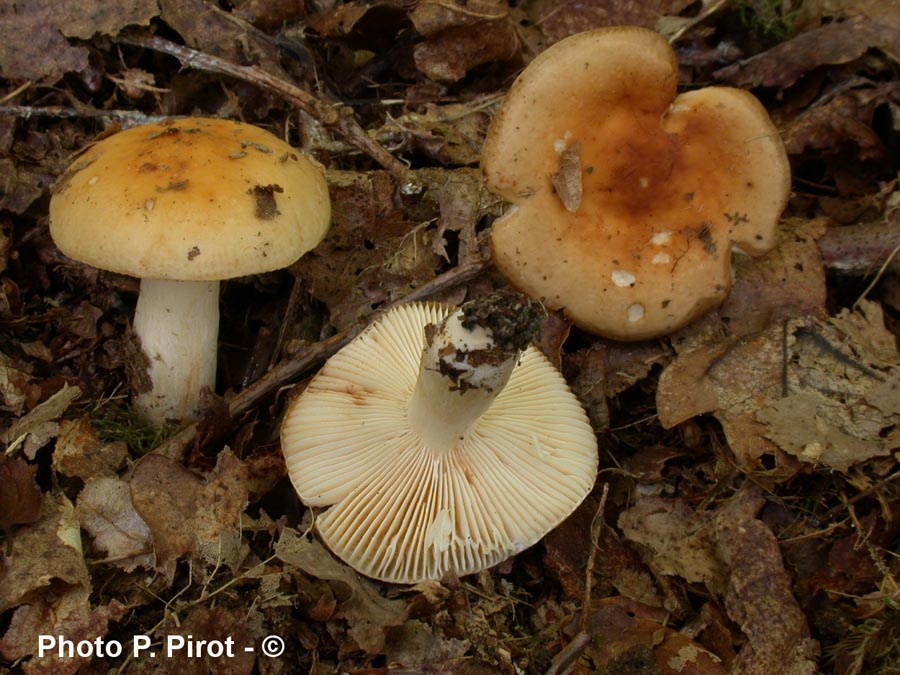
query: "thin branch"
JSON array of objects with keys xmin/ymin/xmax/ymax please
[
  {"xmin": 0, "ymin": 105, "xmax": 167, "ymax": 124},
  {"xmin": 117, "ymin": 34, "xmax": 412, "ymax": 185}
]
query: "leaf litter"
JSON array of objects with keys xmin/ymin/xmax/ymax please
[{"xmin": 1, "ymin": 0, "xmax": 900, "ymax": 673}]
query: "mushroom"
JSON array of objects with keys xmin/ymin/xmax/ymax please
[
  {"xmin": 481, "ymin": 27, "xmax": 791, "ymax": 341},
  {"xmin": 280, "ymin": 292, "xmax": 598, "ymax": 584},
  {"xmin": 49, "ymin": 118, "xmax": 331, "ymax": 424}
]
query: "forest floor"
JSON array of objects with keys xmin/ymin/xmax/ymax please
[{"xmin": 1, "ymin": 0, "xmax": 900, "ymax": 674}]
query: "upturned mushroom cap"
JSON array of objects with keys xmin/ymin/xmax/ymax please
[
  {"xmin": 280, "ymin": 302, "xmax": 598, "ymax": 584},
  {"xmin": 49, "ymin": 117, "xmax": 330, "ymax": 280},
  {"xmin": 482, "ymin": 27, "xmax": 791, "ymax": 341}
]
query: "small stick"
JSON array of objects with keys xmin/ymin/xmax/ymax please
[
  {"xmin": 0, "ymin": 105, "xmax": 167, "ymax": 124},
  {"xmin": 151, "ymin": 254, "xmax": 490, "ymax": 459},
  {"xmin": 117, "ymin": 34, "xmax": 411, "ymax": 184},
  {"xmin": 545, "ymin": 483, "xmax": 609, "ymax": 675}
]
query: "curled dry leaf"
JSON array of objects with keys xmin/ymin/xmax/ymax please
[
  {"xmin": 781, "ymin": 81, "xmax": 900, "ymax": 159},
  {"xmin": 0, "ymin": 352, "xmax": 41, "ymax": 417},
  {"xmin": 413, "ymin": 20, "xmax": 519, "ymax": 83},
  {"xmin": 0, "ymin": 384, "xmax": 80, "ymax": 460},
  {"xmin": 76, "ymin": 476, "xmax": 154, "ymax": 572},
  {"xmin": 715, "ymin": 488, "xmax": 820, "ymax": 675}
]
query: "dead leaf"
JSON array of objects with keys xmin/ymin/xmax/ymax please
[
  {"xmin": 618, "ymin": 496, "xmax": 728, "ymax": 595},
  {"xmin": 158, "ymin": 0, "xmax": 293, "ymax": 82},
  {"xmin": 0, "ymin": 494, "xmax": 88, "ymax": 613},
  {"xmin": 0, "ymin": 454, "xmax": 43, "ymax": 533},
  {"xmin": 76, "ymin": 476, "xmax": 154, "ymax": 572},
  {"xmin": 0, "ymin": 587, "xmax": 127, "ymax": 675},
  {"xmin": 782, "ymin": 82, "xmax": 900, "ymax": 158},
  {"xmin": 275, "ymin": 529, "xmax": 407, "ymax": 654},
  {"xmin": 0, "ymin": 352, "xmax": 41, "ymax": 416},
  {"xmin": 385, "ymin": 102, "xmax": 491, "ymax": 167},
  {"xmin": 53, "ymin": 416, "xmax": 128, "ymax": 480},
  {"xmin": 551, "ymin": 142, "xmax": 583, "ymax": 213},
  {"xmin": 583, "ymin": 597, "xmax": 668, "ymax": 668},
  {"xmin": 0, "ymin": 384, "xmax": 80, "ymax": 459},
  {"xmin": 153, "ymin": 605, "xmax": 256, "ymax": 675},
  {"xmin": 755, "ymin": 302, "xmax": 900, "ymax": 471},
  {"xmin": 130, "ymin": 450, "xmax": 249, "ymax": 584},
  {"xmin": 657, "ymin": 219, "xmax": 829, "ymax": 473},
  {"xmin": 0, "ymin": 0, "xmax": 89, "ymax": 82},
  {"xmin": 193, "ymin": 450, "xmax": 250, "ymax": 575},
  {"xmin": 384, "ymin": 620, "xmax": 469, "ymax": 666},
  {"xmin": 413, "ymin": 21, "xmax": 518, "ymax": 83},
  {"xmin": 715, "ymin": 16, "xmax": 900, "ymax": 89},
  {"xmin": 294, "ymin": 169, "xmax": 488, "ymax": 330},
  {"xmin": 528, "ymin": 0, "xmax": 693, "ymax": 41},
  {"xmin": 0, "ymin": 0, "xmax": 157, "ymax": 82},
  {"xmin": 715, "ymin": 488, "xmax": 820, "ymax": 674}
]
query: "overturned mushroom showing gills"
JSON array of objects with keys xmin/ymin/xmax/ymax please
[
  {"xmin": 482, "ymin": 27, "xmax": 791, "ymax": 341},
  {"xmin": 281, "ymin": 293, "xmax": 598, "ymax": 584},
  {"xmin": 49, "ymin": 117, "xmax": 331, "ymax": 424}
]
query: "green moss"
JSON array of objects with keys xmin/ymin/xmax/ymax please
[
  {"xmin": 829, "ymin": 596, "xmax": 900, "ymax": 675},
  {"xmin": 735, "ymin": 0, "xmax": 801, "ymax": 42},
  {"xmin": 90, "ymin": 403, "xmax": 176, "ymax": 455}
]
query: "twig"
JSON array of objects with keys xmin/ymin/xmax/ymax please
[
  {"xmin": 117, "ymin": 34, "xmax": 412, "ymax": 185},
  {"xmin": 0, "ymin": 81, "xmax": 32, "ymax": 104},
  {"xmin": 545, "ymin": 483, "xmax": 608, "ymax": 675},
  {"xmin": 581, "ymin": 483, "xmax": 609, "ymax": 629},
  {"xmin": 0, "ymin": 105, "xmax": 167, "ymax": 124},
  {"xmin": 854, "ymin": 242, "xmax": 900, "ymax": 308},
  {"xmin": 545, "ymin": 631, "xmax": 591, "ymax": 675},
  {"xmin": 151, "ymin": 254, "xmax": 490, "ymax": 460}
]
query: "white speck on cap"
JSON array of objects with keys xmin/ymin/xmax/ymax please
[
  {"xmin": 612, "ymin": 270, "xmax": 636, "ymax": 287},
  {"xmin": 651, "ymin": 231, "xmax": 672, "ymax": 246},
  {"xmin": 627, "ymin": 303, "xmax": 645, "ymax": 322}
]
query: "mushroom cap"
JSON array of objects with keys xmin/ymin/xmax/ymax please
[
  {"xmin": 482, "ymin": 27, "xmax": 791, "ymax": 341},
  {"xmin": 49, "ymin": 117, "xmax": 330, "ymax": 280},
  {"xmin": 280, "ymin": 302, "xmax": 598, "ymax": 584}
]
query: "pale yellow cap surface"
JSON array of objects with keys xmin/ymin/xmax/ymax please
[{"xmin": 50, "ymin": 117, "xmax": 331, "ymax": 280}]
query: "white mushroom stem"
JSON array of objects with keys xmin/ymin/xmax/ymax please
[
  {"xmin": 408, "ymin": 305, "xmax": 531, "ymax": 452},
  {"xmin": 132, "ymin": 278, "xmax": 219, "ymax": 425}
]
